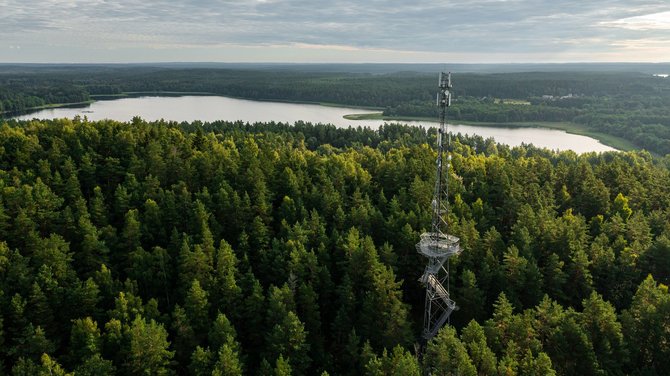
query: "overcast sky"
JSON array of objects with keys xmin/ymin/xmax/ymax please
[{"xmin": 1, "ymin": 0, "xmax": 669, "ymax": 63}]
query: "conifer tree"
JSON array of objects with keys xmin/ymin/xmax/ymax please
[
  {"xmin": 126, "ymin": 316, "xmax": 174, "ymax": 375},
  {"xmin": 424, "ymin": 326, "xmax": 477, "ymax": 376}
]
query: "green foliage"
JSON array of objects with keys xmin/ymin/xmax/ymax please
[
  {"xmin": 189, "ymin": 346, "xmax": 213, "ymax": 376},
  {"xmin": 33, "ymin": 353, "xmax": 73, "ymax": 376},
  {"xmin": 212, "ymin": 344, "xmax": 244, "ymax": 376},
  {"xmin": 68, "ymin": 317, "xmax": 102, "ymax": 362},
  {"xmin": 126, "ymin": 316, "xmax": 174, "ymax": 375},
  {"xmin": 274, "ymin": 355, "xmax": 293, "ymax": 376},
  {"xmin": 265, "ymin": 310, "xmax": 310, "ymax": 375},
  {"xmin": 364, "ymin": 345, "xmax": 421, "ymax": 376},
  {"xmin": 0, "ymin": 118, "xmax": 668, "ymax": 374},
  {"xmin": 209, "ymin": 313, "xmax": 239, "ymax": 354},
  {"xmin": 424, "ymin": 326, "xmax": 477, "ymax": 376},
  {"xmin": 580, "ymin": 292, "xmax": 626, "ymax": 375},
  {"xmin": 74, "ymin": 353, "xmax": 115, "ymax": 376},
  {"xmin": 184, "ymin": 279, "xmax": 210, "ymax": 335},
  {"xmin": 460, "ymin": 321, "xmax": 497, "ymax": 375},
  {"xmin": 612, "ymin": 193, "xmax": 633, "ymax": 221},
  {"xmin": 621, "ymin": 275, "xmax": 670, "ymax": 374}
]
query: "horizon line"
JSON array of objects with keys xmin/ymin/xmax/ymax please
[{"xmin": 1, "ymin": 61, "xmax": 670, "ymax": 65}]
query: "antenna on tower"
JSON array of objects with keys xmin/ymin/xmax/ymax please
[{"xmin": 416, "ymin": 72, "xmax": 463, "ymax": 341}]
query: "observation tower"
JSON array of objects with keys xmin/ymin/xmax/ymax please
[{"xmin": 416, "ymin": 72, "xmax": 463, "ymax": 340}]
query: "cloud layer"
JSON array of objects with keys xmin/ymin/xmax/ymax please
[{"xmin": 1, "ymin": 0, "xmax": 669, "ymax": 62}]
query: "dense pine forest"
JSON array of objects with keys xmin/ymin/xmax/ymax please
[
  {"xmin": 0, "ymin": 117, "xmax": 669, "ymax": 375},
  {"xmin": 2, "ymin": 65, "xmax": 670, "ymax": 155}
]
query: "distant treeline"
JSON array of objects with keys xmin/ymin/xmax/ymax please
[{"xmin": 2, "ymin": 66, "xmax": 670, "ymax": 154}]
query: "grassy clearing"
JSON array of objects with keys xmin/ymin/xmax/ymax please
[
  {"xmin": 343, "ymin": 113, "xmax": 384, "ymax": 120},
  {"xmin": 494, "ymin": 98, "xmax": 531, "ymax": 105}
]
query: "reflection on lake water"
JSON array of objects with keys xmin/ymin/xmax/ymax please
[{"xmin": 11, "ymin": 95, "xmax": 616, "ymax": 153}]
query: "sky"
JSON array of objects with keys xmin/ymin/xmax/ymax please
[{"xmin": 1, "ymin": 0, "xmax": 669, "ymax": 63}]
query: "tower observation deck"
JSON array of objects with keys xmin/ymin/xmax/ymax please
[{"xmin": 417, "ymin": 72, "xmax": 463, "ymax": 341}]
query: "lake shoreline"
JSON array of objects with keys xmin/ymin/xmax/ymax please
[
  {"xmin": 5, "ymin": 93, "xmax": 619, "ymax": 153},
  {"xmin": 2, "ymin": 92, "xmax": 383, "ymax": 118}
]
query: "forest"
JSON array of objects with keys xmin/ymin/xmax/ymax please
[
  {"xmin": 2, "ymin": 65, "xmax": 670, "ymax": 155},
  {"xmin": 0, "ymin": 117, "xmax": 669, "ymax": 375}
]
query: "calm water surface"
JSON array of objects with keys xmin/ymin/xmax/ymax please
[{"xmin": 12, "ymin": 95, "xmax": 616, "ymax": 153}]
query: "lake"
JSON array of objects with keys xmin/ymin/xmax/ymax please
[{"xmin": 11, "ymin": 95, "xmax": 616, "ymax": 153}]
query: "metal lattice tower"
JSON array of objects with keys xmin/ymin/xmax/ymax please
[{"xmin": 416, "ymin": 72, "xmax": 463, "ymax": 341}]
